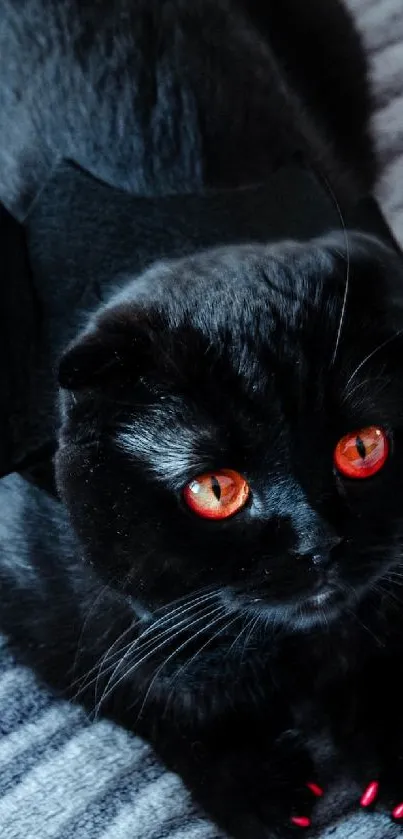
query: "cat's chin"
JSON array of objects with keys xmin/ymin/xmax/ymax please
[
  {"xmin": 289, "ymin": 585, "xmax": 348, "ymax": 631},
  {"xmin": 287, "ymin": 601, "xmax": 344, "ymax": 632},
  {"xmin": 234, "ymin": 584, "xmax": 347, "ymax": 633},
  {"xmin": 277, "ymin": 598, "xmax": 345, "ymax": 633}
]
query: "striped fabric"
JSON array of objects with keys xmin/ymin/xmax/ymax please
[
  {"xmin": 0, "ymin": 635, "xmax": 400, "ymax": 839},
  {"xmin": 1, "ymin": 1, "xmax": 403, "ymax": 836},
  {"xmin": 0, "ymin": 637, "xmax": 221, "ymax": 839}
]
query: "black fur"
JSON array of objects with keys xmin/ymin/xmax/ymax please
[
  {"xmin": 0, "ymin": 0, "xmax": 374, "ymax": 219},
  {"xmin": 2, "ymin": 2, "xmax": 403, "ymax": 838}
]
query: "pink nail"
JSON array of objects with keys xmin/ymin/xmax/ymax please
[
  {"xmin": 392, "ymin": 802, "xmax": 403, "ymax": 820},
  {"xmin": 360, "ymin": 781, "xmax": 379, "ymax": 808},
  {"xmin": 291, "ymin": 816, "xmax": 311, "ymax": 828},
  {"xmin": 306, "ymin": 782, "xmax": 324, "ymax": 798}
]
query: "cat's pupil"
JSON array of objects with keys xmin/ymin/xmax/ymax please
[
  {"xmin": 211, "ymin": 476, "xmax": 222, "ymax": 501},
  {"xmin": 356, "ymin": 436, "xmax": 367, "ymax": 459}
]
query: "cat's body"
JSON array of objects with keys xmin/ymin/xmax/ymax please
[
  {"xmin": 1, "ymin": 1, "xmax": 403, "ymax": 837},
  {"xmin": 0, "ymin": 0, "xmax": 374, "ymax": 219}
]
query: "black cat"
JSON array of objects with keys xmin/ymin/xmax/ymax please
[{"xmin": 1, "ymin": 2, "xmax": 403, "ymax": 838}]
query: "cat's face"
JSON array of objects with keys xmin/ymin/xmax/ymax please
[{"xmin": 56, "ymin": 233, "xmax": 403, "ymax": 636}]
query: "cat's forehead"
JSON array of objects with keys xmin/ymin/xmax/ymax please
[
  {"xmin": 98, "ymin": 235, "xmax": 374, "ymax": 412},
  {"xmin": 125, "ymin": 240, "xmax": 337, "ymax": 326},
  {"xmin": 65, "ymin": 231, "xmax": 403, "ymax": 434},
  {"xmin": 105, "ymin": 240, "xmax": 345, "ymax": 388}
]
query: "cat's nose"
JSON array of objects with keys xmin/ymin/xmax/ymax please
[
  {"xmin": 310, "ymin": 546, "xmax": 341, "ymax": 566},
  {"xmin": 275, "ymin": 482, "xmax": 343, "ymax": 564},
  {"xmin": 292, "ymin": 534, "xmax": 343, "ymax": 566}
]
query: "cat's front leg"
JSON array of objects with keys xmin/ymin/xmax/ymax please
[
  {"xmin": 153, "ymin": 722, "xmax": 321, "ymax": 839},
  {"xmin": 194, "ymin": 739, "xmax": 321, "ymax": 838},
  {"xmin": 357, "ymin": 745, "xmax": 403, "ymax": 826},
  {"xmin": 339, "ymin": 662, "xmax": 403, "ymax": 826}
]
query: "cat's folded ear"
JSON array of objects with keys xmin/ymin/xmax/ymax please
[{"xmin": 58, "ymin": 306, "xmax": 164, "ymax": 390}]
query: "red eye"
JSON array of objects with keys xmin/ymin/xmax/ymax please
[
  {"xmin": 183, "ymin": 469, "xmax": 250, "ymax": 520},
  {"xmin": 334, "ymin": 426, "xmax": 389, "ymax": 479}
]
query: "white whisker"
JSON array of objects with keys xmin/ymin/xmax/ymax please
[
  {"xmin": 72, "ymin": 584, "xmax": 111, "ymax": 681},
  {"xmin": 239, "ymin": 615, "xmax": 261, "ymax": 667},
  {"xmin": 319, "ymin": 175, "xmax": 350, "ymax": 367},
  {"xmin": 70, "ymin": 588, "xmax": 218, "ymax": 697},
  {"xmin": 94, "ymin": 604, "xmax": 224, "ymax": 717},
  {"xmin": 135, "ymin": 609, "xmax": 229, "ymax": 721},
  {"xmin": 344, "ymin": 601, "xmax": 384, "ymax": 647},
  {"xmin": 224, "ymin": 615, "xmax": 251, "ymax": 660},
  {"xmin": 150, "ymin": 585, "xmax": 217, "ymax": 619},
  {"xmin": 372, "ymin": 580, "xmax": 403, "ymax": 608},
  {"xmin": 71, "ymin": 621, "xmax": 137, "ymax": 700},
  {"xmin": 344, "ymin": 329, "xmax": 403, "ymax": 393},
  {"xmin": 135, "ymin": 591, "xmax": 219, "ymax": 645},
  {"xmin": 94, "ymin": 598, "xmax": 219, "ymax": 708},
  {"xmin": 164, "ymin": 613, "xmax": 241, "ymax": 709}
]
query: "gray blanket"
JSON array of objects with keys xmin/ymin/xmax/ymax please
[{"xmin": 1, "ymin": 1, "xmax": 403, "ymax": 837}]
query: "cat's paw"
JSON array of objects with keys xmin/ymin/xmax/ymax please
[
  {"xmin": 185, "ymin": 733, "xmax": 323, "ymax": 838},
  {"xmin": 289, "ymin": 782, "xmax": 324, "ymax": 830},
  {"xmin": 217, "ymin": 775, "xmax": 323, "ymax": 838},
  {"xmin": 359, "ymin": 762, "xmax": 403, "ymax": 826}
]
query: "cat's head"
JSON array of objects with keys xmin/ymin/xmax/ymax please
[{"xmin": 56, "ymin": 232, "xmax": 403, "ymax": 637}]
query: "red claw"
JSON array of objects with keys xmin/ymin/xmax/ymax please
[
  {"xmin": 392, "ymin": 803, "xmax": 403, "ymax": 820},
  {"xmin": 306, "ymin": 782, "xmax": 324, "ymax": 798},
  {"xmin": 360, "ymin": 781, "xmax": 379, "ymax": 808},
  {"xmin": 291, "ymin": 816, "xmax": 311, "ymax": 828}
]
